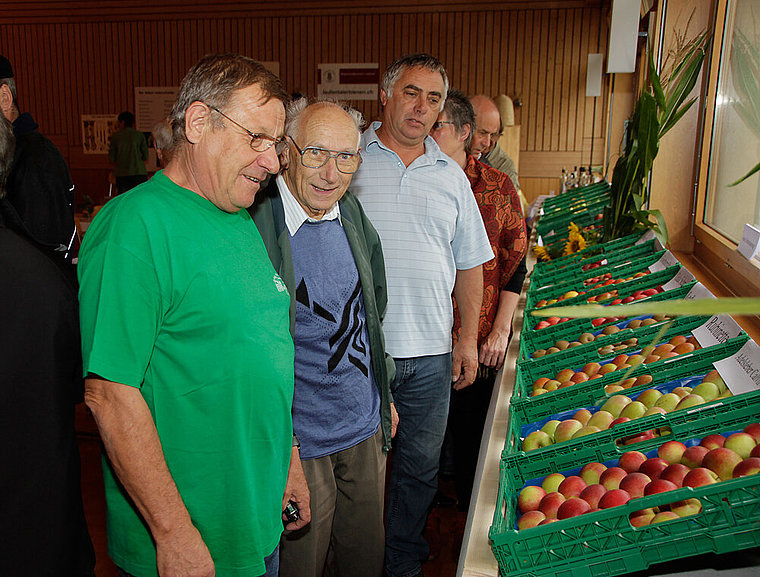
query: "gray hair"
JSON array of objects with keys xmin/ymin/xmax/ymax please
[
  {"xmin": 0, "ymin": 77, "xmax": 17, "ymax": 108},
  {"xmin": 0, "ymin": 114, "xmax": 15, "ymax": 199},
  {"xmin": 169, "ymin": 53, "xmax": 290, "ymax": 150},
  {"xmin": 443, "ymin": 89, "xmax": 476, "ymax": 151},
  {"xmin": 286, "ymin": 97, "xmax": 365, "ymax": 150},
  {"xmin": 152, "ymin": 119, "xmax": 173, "ymax": 150},
  {"xmin": 381, "ymin": 53, "xmax": 449, "ymax": 107}
]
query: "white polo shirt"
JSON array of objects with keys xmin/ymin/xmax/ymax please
[{"xmin": 351, "ymin": 122, "xmax": 493, "ymax": 358}]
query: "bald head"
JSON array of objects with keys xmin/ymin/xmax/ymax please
[{"xmin": 469, "ymin": 95, "xmax": 502, "ymax": 157}]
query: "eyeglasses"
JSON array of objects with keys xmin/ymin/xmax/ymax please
[
  {"xmin": 289, "ymin": 138, "xmax": 362, "ymax": 174},
  {"xmin": 205, "ymin": 103, "xmax": 288, "ymax": 154},
  {"xmin": 432, "ymin": 121, "xmax": 455, "ymax": 131}
]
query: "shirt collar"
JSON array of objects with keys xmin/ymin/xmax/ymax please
[
  {"xmin": 276, "ymin": 174, "xmax": 341, "ymax": 236},
  {"xmin": 362, "ymin": 121, "xmax": 451, "ymax": 167}
]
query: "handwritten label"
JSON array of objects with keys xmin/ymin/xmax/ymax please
[
  {"xmin": 635, "ymin": 230, "xmax": 656, "ymax": 245},
  {"xmin": 648, "ymin": 250, "xmax": 679, "ymax": 273},
  {"xmin": 713, "ymin": 340, "xmax": 760, "ymax": 395},
  {"xmin": 684, "ymin": 282, "xmax": 716, "ymax": 301},
  {"xmin": 693, "ymin": 315, "xmax": 743, "ymax": 348},
  {"xmin": 661, "ymin": 267, "xmax": 696, "ymax": 291}
]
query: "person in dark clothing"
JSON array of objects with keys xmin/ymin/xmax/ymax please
[
  {"xmin": 0, "ymin": 112, "xmax": 95, "ymax": 577},
  {"xmin": 109, "ymin": 110, "xmax": 149, "ymax": 194},
  {"xmin": 0, "ymin": 55, "xmax": 76, "ymax": 262}
]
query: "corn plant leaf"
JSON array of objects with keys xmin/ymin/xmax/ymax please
[
  {"xmin": 660, "ymin": 97, "xmax": 698, "ymax": 137},
  {"xmin": 531, "ymin": 297, "xmax": 760, "ymax": 318},
  {"xmin": 728, "ymin": 159, "xmax": 760, "ymax": 186},
  {"xmin": 649, "ymin": 47, "xmax": 667, "ymax": 111},
  {"xmin": 660, "ymin": 47, "xmax": 705, "ymax": 137}
]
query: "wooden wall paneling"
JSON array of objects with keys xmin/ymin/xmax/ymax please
[{"xmin": 552, "ymin": 9, "xmax": 564, "ymax": 151}]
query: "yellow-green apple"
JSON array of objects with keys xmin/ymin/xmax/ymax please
[
  {"xmin": 599, "ymin": 488, "xmax": 631, "ymax": 508},
  {"xmin": 556, "ymin": 368, "xmax": 575, "ymax": 383},
  {"xmin": 629, "ymin": 509, "xmax": 656, "ymax": 527},
  {"xmin": 654, "ymin": 393, "xmax": 681, "ymax": 412},
  {"xmin": 555, "ymin": 340, "xmax": 570, "ymax": 350},
  {"xmin": 558, "ymin": 476, "xmax": 587, "ymax": 498},
  {"xmin": 540, "ymin": 420, "xmax": 562, "ymax": 441},
  {"xmin": 627, "ymin": 354, "xmax": 645, "ymax": 366},
  {"xmin": 541, "ymin": 472, "xmax": 566, "ymax": 493},
  {"xmin": 619, "ymin": 377, "xmax": 637, "ymax": 389},
  {"xmin": 601, "ymin": 395, "xmax": 633, "ymax": 418},
  {"xmin": 600, "ymin": 467, "xmax": 628, "ymax": 490},
  {"xmin": 700, "ymin": 434, "xmax": 726, "ymax": 450},
  {"xmin": 531, "ymin": 389, "xmax": 548, "ymax": 397},
  {"xmin": 692, "ymin": 382, "xmax": 720, "ymax": 402},
  {"xmin": 639, "ymin": 457, "xmax": 669, "ymax": 480},
  {"xmin": 580, "ymin": 462, "xmax": 608, "ymax": 485},
  {"xmin": 660, "ymin": 463, "xmax": 690, "ymax": 487},
  {"xmin": 579, "ymin": 332, "xmax": 595, "ymax": 343},
  {"xmin": 644, "ymin": 478, "xmax": 678, "ymax": 496},
  {"xmin": 643, "ymin": 355, "xmax": 661, "ymax": 364},
  {"xmin": 724, "ymin": 432, "xmax": 757, "ymax": 459},
  {"xmin": 543, "ymin": 380, "xmax": 560, "ymax": 392},
  {"xmin": 702, "ymin": 447, "xmax": 742, "ymax": 481},
  {"xmin": 572, "ymin": 409, "xmax": 592, "ymax": 426},
  {"xmin": 538, "ymin": 491, "xmax": 566, "ymax": 518},
  {"xmin": 605, "ymin": 385, "xmax": 625, "ymax": 394},
  {"xmin": 554, "ymin": 419, "xmax": 584, "ymax": 443},
  {"xmin": 518, "ymin": 485, "xmax": 547, "ymax": 514},
  {"xmin": 673, "ymin": 343, "xmax": 696, "ymax": 355},
  {"xmin": 531, "ymin": 349, "xmax": 547, "ymax": 358},
  {"xmin": 619, "ymin": 451, "xmax": 647, "ymax": 473},
  {"xmin": 599, "ymin": 363, "xmax": 619, "ymax": 375},
  {"xmin": 620, "ymin": 401, "xmax": 648, "ymax": 420},
  {"xmin": 620, "ymin": 472, "xmax": 652, "ymax": 498},
  {"xmin": 636, "ymin": 388, "xmax": 663, "ymax": 409},
  {"xmin": 658, "ymin": 440, "xmax": 688, "ymax": 465},
  {"xmin": 702, "ymin": 369, "xmax": 727, "ymax": 392},
  {"xmin": 671, "ymin": 387, "xmax": 692, "ymax": 399},
  {"xmin": 650, "ymin": 511, "xmax": 680, "ymax": 524},
  {"xmin": 670, "ymin": 498, "xmax": 702, "ymax": 518},
  {"xmin": 675, "ymin": 394, "xmax": 706, "ymax": 411},
  {"xmin": 733, "ymin": 457, "xmax": 760, "ymax": 478},
  {"xmin": 573, "ymin": 425, "xmax": 602, "ymax": 439},
  {"xmin": 582, "ymin": 362, "xmax": 601, "ymax": 377},
  {"xmin": 522, "ymin": 430, "xmax": 553, "ymax": 452},
  {"xmin": 643, "ymin": 407, "xmax": 668, "ymax": 417},
  {"xmin": 653, "ymin": 343, "xmax": 675, "ymax": 356},
  {"xmin": 517, "ymin": 510, "xmax": 546, "ymax": 530},
  {"xmin": 532, "ymin": 377, "xmax": 550, "ymax": 390},
  {"xmin": 681, "ymin": 445, "xmax": 710, "ymax": 468},
  {"xmin": 683, "ymin": 467, "xmax": 720, "ymax": 487},
  {"xmin": 588, "ymin": 410, "xmax": 615, "ymax": 430},
  {"xmin": 580, "ymin": 484, "xmax": 607, "ymax": 508},
  {"xmin": 557, "ymin": 497, "xmax": 591, "ymax": 519}
]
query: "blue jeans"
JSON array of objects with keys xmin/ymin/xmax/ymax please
[
  {"xmin": 117, "ymin": 543, "xmax": 279, "ymax": 577},
  {"xmin": 385, "ymin": 353, "xmax": 452, "ymax": 577}
]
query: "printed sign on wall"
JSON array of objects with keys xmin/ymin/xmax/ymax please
[{"xmin": 318, "ymin": 63, "xmax": 379, "ymax": 100}]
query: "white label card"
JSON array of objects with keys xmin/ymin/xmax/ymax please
[
  {"xmin": 737, "ymin": 223, "xmax": 760, "ymax": 260},
  {"xmin": 684, "ymin": 282, "xmax": 716, "ymax": 301},
  {"xmin": 692, "ymin": 315, "xmax": 743, "ymax": 348},
  {"xmin": 648, "ymin": 250, "xmax": 679, "ymax": 273},
  {"xmin": 713, "ymin": 340, "xmax": 760, "ymax": 395},
  {"xmin": 661, "ymin": 267, "xmax": 696, "ymax": 291}
]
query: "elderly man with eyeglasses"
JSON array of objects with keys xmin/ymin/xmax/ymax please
[
  {"xmin": 249, "ymin": 98, "xmax": 398, "ymax": 577},
  {"xmin": 78, "ymin": 54, "xmax": 303, "ymax": 577}
]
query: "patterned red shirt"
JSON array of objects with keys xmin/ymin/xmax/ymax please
[{"xmin": 453, "ymin": 155, "xmax": 527, "ymax": 345}]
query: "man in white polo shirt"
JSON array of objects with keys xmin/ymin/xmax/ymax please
[{"xmin": 351, "ymin": 53, "xmax": 493, "ymax": 577}]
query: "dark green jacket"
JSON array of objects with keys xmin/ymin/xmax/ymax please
[{"xmin": 248, "ymin": 181, "xmax": 396, "ymax": 453}]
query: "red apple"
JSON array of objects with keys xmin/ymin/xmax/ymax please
[
  {"xmin": 650, "ymin": 511, "xmax": 680, "ymax": 524},
  {"xmin": 619, "ymin": 472, "xmax": 652, "ymax": 498},
  {"xmin": 558, "ymin": 476, "xmax": 588, "ymax": 499},
  {"xmin": 700, "ymin": 434, "xmax": 726, "ymax": 450},
  {"xmin": 644, "ymin": 478, "xmax": 678, "ymax": 496},
  {"xmin": 579, "ymin": 484, "xmax": 607, "ymax": 509},
  {"xmin": 639, "ymin": 457, "xmax": 669, "ymax": 480},
  {"xmin": 518, "ymin": 485, "xmax": 547, "ymax": 514},
  {"xmin": 610, "ymin": 416, "xmax": 631, "ymax": 428},
  {"xmin": 599, "ymin": 489, "xmax": 631, "ymax": 509},
  {"xmin": 742, "ymin": 423, "xmax": 760, "ymax": 443},
  {"xmin": 557, "ymin": 497, "xmax": 592, "ymax": 519},
  {"xmin": 629, "ymin": 510, "xmax": 656, "ymax": 527},
  {"xmin": 681, "ymin": 445, "xmax": 710, "ymax": 469},
  {"xmin": 600, "ymin": 467, "xmax": 628, "ymax": 490},
  {"xmin": 623, "ymin": 429, "xmax": 656, "ymax": 445},
  {"xmin": 580, "ymin": 462, "xmax": 608, "ymax": 485},
  {"xmin": 703, "ymin": 447, "xmax": 743, "ymax": 481},
  {"xmin": 733, "ymin": 457, "xmax": 760, "ymax": 478},
  {"xmin": 658, "ymin": 441, "xmax": 688, "ymax": 465},
  {"xmin": 660, "ymin": 463, "xmax": 691, "ymax": 487},
  {"xmin": 518, "ymin": 510, "xmax": 547, "ymax": 530},
  {"xmin": 538, "ymin": 492, "xmax": 566, "ymax": 519},
  {"xmin": 683, "ymin": 467, "xmax": 720, "ymax": 487},
  {"xmin": 538, "ymin": 518, "xmax": 559, "ymax": 525},
  {"xmin": 619, "ymin": 451, "xmax": 647, "ymax": 473},
  {"xmin": 751, "ymin": 444, "xmax": 760, "ymax": 459}
]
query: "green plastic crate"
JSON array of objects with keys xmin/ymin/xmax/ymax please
[
  {"xmin": 490, "ymin": 393, "xmax": 760, "ymax": 577},
  {"xmin": 542, "ymin": 182, "xmax": 611, "ymax": 211},
  {"xmin": 510, "ymin": 335, "xmax": 750, "ymax": 427},
  {"xmin": 531, "ymin": 233, "xmax": 641, "ymax": 277},
  {"xmin": 536, "ymin": 199, "xmax": 610, "ymax": 240},
  {"xmin": 523, "ymin": 265, "xmax": 685, "ymax": 332}
]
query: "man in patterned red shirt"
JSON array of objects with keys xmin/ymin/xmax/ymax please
[{"xmin": 431, "ymin": 89, "xmax": 527, "ymax": 509}]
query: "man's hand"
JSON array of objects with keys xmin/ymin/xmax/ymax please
[
  {"xmin": 282, "ymin": 447, "xmax": 311, "ymax": 531},
  {"xmin": 479, "ymin": 325, "xmax": 511, "ymax": 370},
  {"xmin": 155, "ymin": 525, "xmax": 215, "ymax": 577},
  {"xmin": 452, "ymin": 336, "xmax": 479, "ymax": 390},
  {"xmin": 390, "ymin": 402, "xmax": 399, "ymax": 438}
]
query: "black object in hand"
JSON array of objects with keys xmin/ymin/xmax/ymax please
[{"xmin": 284, "ymin": 500, "xmax": 300, "ymax": 523}]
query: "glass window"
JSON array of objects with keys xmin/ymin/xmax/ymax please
[{"xmin": 705, "ymin": 0, "xmax": 760, "ymax": 247}]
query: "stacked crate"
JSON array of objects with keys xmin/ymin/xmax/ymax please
[{"xmin": 490, "ymin": 198, "xmax": 760, "ymax": 577}]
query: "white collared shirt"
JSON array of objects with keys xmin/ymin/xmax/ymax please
[{"xmin": 276, "ymin": 174, "xmax": 341, "ymax": 236}]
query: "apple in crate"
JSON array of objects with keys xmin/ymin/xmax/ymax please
[
  {"xmin": 682, "ymin": 445, "xmax": 710, "ymax": 469},
  {"xmin": 670, "ymin": 498, "xmax": 702, "ymax": 518},
  {"xmin": 700, "ymin": 434, "xmax": 726, "ymax": 450},
  {"xmin": 518, "ymin": 485, "xmax": 546, "ymax": 514},
  {"xmin": 703, "ymin": 447, "xmax": 743, "ymax": 481},
  {"xmin": 522, "ymin": 430, "xmax": 552, "ymax": 452},
  {"xmin": 658, "ymin": 440, "xmax": 688, "ymax": 465},
  {"xmin": 733, "ymin": 457, "xmax": 760, "ymax": 478},
  {"xmin": 557, "ymin": 497, "xmax": 591, "ymax": 519},
  {"xmin": 619, "ymin": 472, "xmax": 652, "ymax": 498},
  {"xmin": 538, "ymin": 492, "xmax": 566, "ymax": 519},
  {"xmin": 660, "ymin": 463, "xmax": 691, "ymax": 487},
  {"xmin": 619, "ymin": 451, "xmax": 647, "ymax": 473},
  {"xmin": 683, "ymin": 467, "xmax": 720, "ymax": 487},
  {"xmin": 639, "ymin": 457, "xmax": 669, "ymax": 480},
  {"xmin": 542, "ymin": 472, "xmax": 566, "ymax": 493},
  {"xmin": 724, "ymin": 432, "xmax": 758, "ymax": 460},
  {"xmin": 580, "ymin": 484, "xmax": 607, "ymax": 508},
  {"xmin": 644, "ymin": 478, "xmax": 678, "ymax": 496},
  {"xmin": 600, "ymin": 467, "xmax": 628, "ymax": 490},
  {"xmin": 517, "ymin": 510, "xmax": 546, "ymax": 530},
  {"xmin": 599, "ymin": 489, "xmax": 631, "ymax": 509},
  {"xmin": 554, "ymin": 419, "xmax": 584, "ymax": 443},
  {"xmin": 580, "ymin": 462, "xmax": 608, "ymax": 485},
  {"xmin": 558, "ymin": 476, "xmax": 587, "ymax": 498},
  {"xmin": 743, "ymin": 423, "xmax": 760, "ymax": 443},
  {"xmin": 650, "ymin": 511, "xmax": 680, "ymax": 524}
]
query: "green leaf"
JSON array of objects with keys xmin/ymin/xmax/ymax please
[
  {"xmin": 660, "ymin": 97, "xmax": 697, "ymax": 137},
  {"xmin": 530, "ymin": 297, "xmax": 760, "ymax": 318},
  {"xmin": 728, "ymin": 159, "xmax": 760, "ymax": 187},
  {"xmin": 660, "ymin": 48, "xmax": 705, "ymax": 135},
  {"xmin": 649, "ymin": 47, "xmax": 667, "ymax": 111}
]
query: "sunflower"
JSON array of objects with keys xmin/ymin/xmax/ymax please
[
  {"xmin": 563, "ymin": 230, "xmax": 587, "ymax": 256},
  {"xmin": 568, "ymin": 221, "xmax": 581, "ymax": 235},
  {"xmin": 533, "ymin": 245, "xmax": 552, "ymax": 262}
]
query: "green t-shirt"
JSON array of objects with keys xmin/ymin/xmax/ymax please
[
  {"xmin": 108, "ymin": 126, "xmax": 149, "ymax": 177},
  {"xmin": 78, "ymin": 171, "xmax": 294, "ymax": 576}
]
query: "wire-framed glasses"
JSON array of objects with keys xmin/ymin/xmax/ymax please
[
  {"xmin": 289, "ymin": 138, "xmax": 362, "ymax": 174},
  {"xmin": 205, "ymin": 103, "xmax": 288, "ymax": 154}
]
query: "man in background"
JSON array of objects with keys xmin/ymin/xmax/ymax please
[
  {"xmin": 109, "ymin": 110, "xmax": 149, "ymax": 194},
  {"xmin": 151, "ymin": 118, "xmax": 173, "ymax": 168},
  {"xmin": 469, "ymin": 94, "xmax": 520, "ymax": 192},
  {"xmin": 79, "ymin": 53, "xmax": 304, "ymax": 577},
  {"xmin": 0, "ymin": 54, "xmax": 76, "ymax": 261},
  {"xmin": 351, "ymin": 54, "xmax": 493, "ymax": 577}
]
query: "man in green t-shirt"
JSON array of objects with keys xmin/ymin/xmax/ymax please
[
  {"xmin": 108, "ymin": 111, "xmax": 149, "ymax": 195},
  {"xmin": 79, "ymin": 54, "xmax": 308, "ymax": 577}
]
